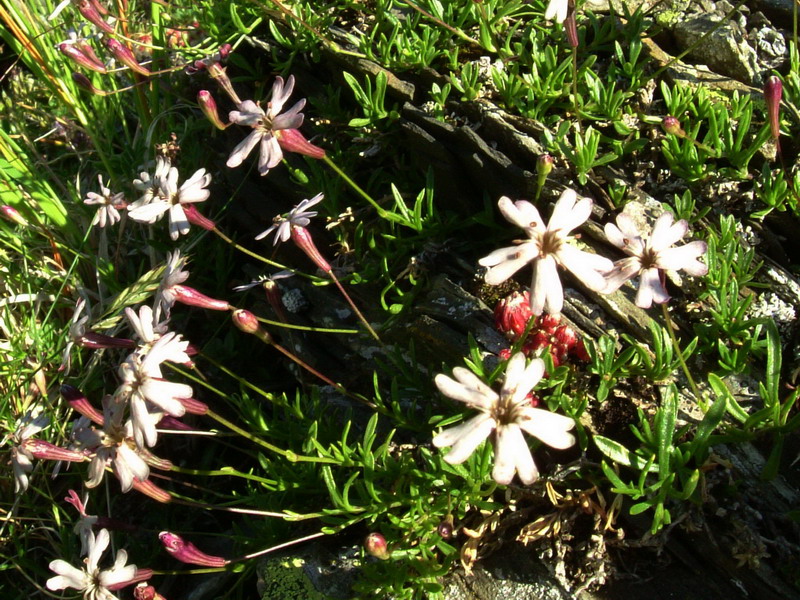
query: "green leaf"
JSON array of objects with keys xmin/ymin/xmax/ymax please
[
  {"xmin": 656, "ymin": 386, "xmax": 677, "ymax": 479},
  {"xmin": 593, "ymin": 435, "xmax": 659, "ymax": 473}
]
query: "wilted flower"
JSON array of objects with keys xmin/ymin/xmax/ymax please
[
  {"xmin": 603, "ymin": 211, "xmax": 708, "ymax": 308},
  {"xmin": 479, "ymin": 190, "xmax": 613, "ymax": 316},
  {"xmin": 128, "ymin": 163, "xmax": 212, "ymax": 240},
  {"xmin": 433, "ymin": 353, "xmax": 576, "ymax": 485},
  {"xmin": 544, "ymin": 0, "xmax": 568, "ymax": 23},
  {"xmin": 47, "ymin": 528, "xmax": 138, "ymax": 600},
  {"xmin": 226, "ymin": 75, "xmax": 310, "ymax": 176},
  {"xmin": 10, "ymin": 410, "xmax": 49, "ymax": 493},
  {"xmin": 84, "ymin": 175, "xmax": 127, "ymax": 228},
  {"xmin": 153, "ymin": 251, "xmax": 189, "ymax": 322},
  {"xmin": 64, "ymin": 490, "xmax": 99, "ymax": 556},
  {"xmin": 158, "ymin": 532, "xmax": 227, "ymax": 567},
  {"xmin": 255, "ymin": 193, "xmax": 323, "ymax": 244}
]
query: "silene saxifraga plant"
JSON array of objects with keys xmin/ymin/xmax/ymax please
[
  {"xmin": 479, "ymin": 189, "xmax": 613, "ymax": 315},
  {"xmin": 433, "ymin": 353, "xmax": 576, "ymax": 485},
  {"xmin": 603, "ymin": 211, "xmax": 709, "ymax": 308}
]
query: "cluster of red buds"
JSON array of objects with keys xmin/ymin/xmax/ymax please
[{"xmin": 494, "ymin": 290, "xmax": 589, "ymax": 367}]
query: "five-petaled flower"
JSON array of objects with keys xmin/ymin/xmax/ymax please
[
  {"xmin": 433, "ymin": 353, "xmax": 576, "ymax": 485},
  {"xmin": 479, "ymin": 190, "xmax": 613, "ymax": 316},
  {"xmin": 255, "ymin": 193, "xmax": 323, "ymax": 243},
  {"xmin": 84, "ymin": 175, "xmax": 127, "ymax": 228},
  {"xmin": 603, "ymin": 211, "xmax": 708, "ymax": 308},
  {"xmin": 10, "ymin": 410, "xmax": 49, "ymax": 494},
  {"xmin": 47, "ymin": 528, "xmax": 138, "ymax": 600}
]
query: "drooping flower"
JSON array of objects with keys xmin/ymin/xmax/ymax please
[
  {"xmin": 64, "ymin": 490, "xmax": 99, "ymax": 556},
  {"xmin": 154, "ymin": 251, "xmax": 189, "ymax": 322},
  {"xmin": 128, "ymin": 163, "xmax": 212, "ymax": 240},
  {"xmin": 433, "ymin": 353, "xmax": 576, "ymax": 485},
  {"xmin": 544, "ymin": 0, "xmax": 568, "ymax": 23},
  {"xmin": 61, "ymin": 298, "xmax": 135, "ymax": 373},
  {"xmin": 479, "ymin": 190, "xmax": 613, "ymax": 316},
  {"xmin": 47, "ymin": 528, "xmax": 138, "ymax": 600},
  {"xmin": 227, "ymin": 75, "xmax": 323, "ymax": 176},
  {"xmin": 84, "ymin": 175, "xmax": 127, "ymax": 228},
  {"xmin": 603, "ymin": 211, "xmax": 708, "ymax": 308},
  {"xmin": 10, "ymin": 410, "xmax": 49, "ymax": 493},
  {"xmin": 255, "ymin": 193, "xmax": 323, "ymax": 244},
  {"xmin": 158, "ymin": 532, "xmax": 228, "ymax": 567}
]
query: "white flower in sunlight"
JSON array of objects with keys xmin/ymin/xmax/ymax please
[
  {"xmin": 255, "ymin": 193, "xmax": 324, "ymax": 243},
  {"xmin": 226, "ymin": 75, "xmax": 306, "ymax": 176},
  {"xmin": 132, "ymin": 156, "xmax": 171, "ymax": 206},
  {"xmin": 124, "ymin": 304, "xmax": 189, "ymax": 364},
  {"xmin": 603, "ymin": 211, "xmax": 708, "ymax": 308},
  {"xmin": 47, "ymin": 528, "xmax": 138, "ymax": 600},
  {"xmin": 65, "ymin": 490, "xmax": 98, "ymax": 556},
  {"xmin": 544, "ymin": 0, "xmax": 568, "ymax": 23},
  {"xmin": 10, "ymin": 410, "xmax": 49, "ymax": 493},
  {"xmin": 153, "ymin": 250, "xmax": 190, "ymax": 323},
  {"xmin": 84, "ymin": 175, "xmax": 126, "ymax": 228},
  {"xmin": 128, "ymin": 164, "xmax": 212, "ymax": 240},
  {"xmin": 479, "ymin": 190, "xmax": 613, "ymax": 315},
  {"xmin": 433, "ymin": 353, "xmax": 576, "ymax": 485}
]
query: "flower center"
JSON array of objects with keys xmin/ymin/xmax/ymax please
[
  {"xmin": 639, "ymin": 247, "xmax": 659, "ymax": 269},
  {"xmin": 539, "ymin": 229, "xmax": 563, "ymax": 257}
]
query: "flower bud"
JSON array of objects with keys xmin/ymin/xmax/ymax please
[
  {"xmin": 662, "ymin": 116, "xmax": 684, "ymax": 137},
  {"xmin": 553, "ymin": 325, "xmax": 577, "ymax": 349},
  {"xmin": 61, "ymin": 384, "xmax": 105, "ymax": 425},
  {"xmin": 79, "ymin": 331, "xmax": 136, "ymax": 349},
  {"xmin": 72, "ymin": 72, "xmax": 105, "ymax": 95},
  {"xmin": 159, "ymin": 532, "xmax": 228, "ymax": 567},
  {"xmin": 197, "ymin": 90, "xmax": 228, "ymax": 130},
  {"xmin": 536, "ymin": 154, "xmax": 554, "ymax": 178},
  {"xmin": 537, "ymin": 313, "xmax": 561, "ymax": 333},
  {"xmin": 275, "ymin": 128, "xmax": 326, "ymax": 159},
  {"xmin": 75, "ymin": 0, "xmax": 114, "ymax": 33},
  {"xmin": 765, "ymin": 75, "xmax": 782, "ymax": 140},
  {"xmin": 183, "ymin": 204, "xmax": 217, "ymax": 231},
  {"xmin": 232, "ymin": 309, "xmax": 261, "ymax": 334},
  {"xmin": 105, "ymin": 39, "xmax": 151, "ymax": 77},
  {"xmin": 23, "ymin": 439, "xmax": 86, "ymax": 462},
  {"xmin": 59, "ymin": 42, "xmax": 107, "ymax": 73},
  {"xmin": 364, "ymin": 532, "xmax": 390, "ymax": 560},
  {"xmin": 564, "ymin": 12, "xmax": 578, "ymax": 48},
  {"xmin": 172, "ymin": 284, "xmax": 230, "ymax": 311},
  {"xmin": 573, "ymin": 339, "xmax": 590, "ymax": 362},
  {"xmin": 291, "ymin": 226, "xmax": 332, "ymax": 272},
  {"xmin": 494, "ymin": 291, "xmax": 533, "ymax": 340},
  {"xmin": 1, "ymin": 205, "xmax": 29, "ymax": 226},
  {"xmin": 437, "ymin": 515, "xmax": 455, "ymax": 539},
  {"xmin": 156, "ymin": 415, "xmax": 193, "ymax": 431},
  {"xmin": 134, "ymin": 583, "xmax": 167, "ymax": 600}
]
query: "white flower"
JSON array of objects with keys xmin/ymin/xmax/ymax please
[
  {"xmin": 125, "ymin": 304, "xmax": 189, "ymax": 364},
  {"xmin": 84, "ymin": 175, "xmax": 126, "ymax": 228},
  {"xmin": 255, "ymin": 193, "xmax": 323, "ymax": 243},
  {"xmin": 479, "ymin": 190, "xmax": 613, "ymax": 315},
  {"xmin": 603, "ymin": 211, "xmax": 708, "ymax": 308},
  {"xmin": 226, "ymin": 75, "xmax": 306, "ymax": 176},
  {"xmin": 61, "ymin": 298, "xmax": 90, "ymax": 374},
  {"xmin": 128, "ymin": 163, "xmax": 212, "ymax": 240},
  {"xmin": 544, "ymin": 0, "xmax": 568, "ymax": 23},
  {"xmin": 10, "ymin": 410, "xmax": 49, "ymax": 493},
  {"xmin": 132, "ymin": 156, "xmax": 171, "ymax": 205},
  {"xmin": 433, "ymin": 354, "xmax": 576, "ymax": 485},
  {"xmin": 65, "ymin": 490, "xmax": 98, "ymax": 556},
  {"xmin": 47, "ymin": 528, "xmax": 137, "ymax": 600},
  {"xmin": 232, "ymin": 269, "xmax": 294, "ymax": 292},
  {"xmin": 153, "ymin": 250, "xmax": 190, "ymax": 323}
]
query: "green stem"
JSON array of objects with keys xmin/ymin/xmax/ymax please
[
  {"xmin": 212, "ymin": 227, "xmax": 298, "ymax": 273},
  {"xmin": 323, "ymin": 155, "xmax": 388, "ymax": 218},
  {"xmin": 256, "ymin": 315, "xmax": 359, "ymax": 334},
  {"xmin": 329, "ymin": 271, "xmax": 381, "ymax": 342},
  {"xmin": 170, "ymin": 464, "xmax": 276, "ymax": 487},
  {"xmin": 194, "ymin": 352, "xmax": 276, "ymax": 404},
  {"xmin": 661, "ymin": 304, "xmax": 702, "ymax": 402}
]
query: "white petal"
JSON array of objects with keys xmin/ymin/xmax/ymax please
[
  {"xmin": 531, "ymin": 255, "xmax": 562, "ymax": 315},
  {"xmin": 169, "ymin": 204, "xmax": 189, "ymax": 240},
  {"xmin": 503, "ymin": 356, "xmax": 545, "ymax": 406},
  {"xmin": 226, "ymin": 130, "xmax": 262, "ymax": 168},
  {"xmin": 140, "ymin": 379, "xmax": 190, "ymax": 416},
  {"xmin": 556, "ymin": 244, "xmax": 613, "ymax": 292},
  {"xmin": 258, "ymin": 135, "xmax": 283, "ymax": 174},
  {"xmin": 100, "ymin": 564, "xmax": 137, "ymax": 588},
  {"xmin": 602, "ymin": 257, "xmax": 642, "ymax": 293},
  {"xmin": 480, "ymin": 243, "xmax": 539, "ymax": 286},
  {"xmin": 46, "ymin": 560, "xmax": 88, "ymax": 591},
  {"xmin": 636, "ymin": 267, "xmax": 668, "ymax": 308},
  {"xmin": 435, "ymin": 415, "xmax": 495, "ymax": 464},
  {"xmin": 649, "ymin": 212, "xmax": 687, "ymax": 251},
  {"xmin": 128, "ymin": 201, "xmax": 170, "ymax": 224},
  {"xmin": 435, "ymin": 372, "xmax": 498, "ymax": 410},
  {"xmin": 87, "ymin": 528, "xmax": 110, "ymax": 572},
  {"xmin": 492, "ymin": 423, "xmax": 532, "ymax": 485},
  {"xmin": 548, "ymin": 189, "xmax": 591, "ymax": 234},
  {"xmin": 497, "ymin": 196, "xmax": 543, "ymax": 233},
  {"xmin": 655, "ymin": 241, "xmax": 708, "ymax": 275},
  {"xmin": 517, "ymin": 407, "xmax": 576, "ymax": 449}
]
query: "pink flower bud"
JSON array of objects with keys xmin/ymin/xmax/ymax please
[
  {"xmin": 134, "ymin": 583, "xmax": 167, "ymax": 600},
  {"xmin": 231, "ymin": 309, "xmax": 261, "ymax": 334},
  {"xmin": 72, "ymin": 72, "xmax": 105, "ymax": 95},
  {"xmin": 23, "ymin": 439, "xmax": 86, "ymax": 462},
  {"xmin": 662, "ymin": 116, "xmax": 684, "ymax": 137},
  {"xmin": 276, "ymin": 128, "xmax": 326, "ymax": 159},
  {"xmin": 132, "ymin": 478, "xmax": 172, "ymax": 503},
  {"xmin": 553, "ymin": 325, "xmax": 577, "ymax": 349},
  {"xmin": 494, "ymin": 291, "xmax": 534, "ymax": 340},
  {"xmin": 536, "ymin": 154, "xmax": 554, "ymax": 177},
  {"xmin": 183, "ymin": 204, "xmax": 217, "ymax": 231},
  {"xmin": 59, "ymin": 42, "xmax": 107, "ymax": 73},
  {"xmin": 156, "ymin": 415, "xmax": 193, "ymax": 431},
  {"xmin": 765, "ymin": 75, "xmax": 782, "ymax": 140},
  {"xmin": 498, "ymin": 348, "xmax": 512, "ymax": 360},
  {"xmin": 1, "ymin": 205, "xmax": 29, "ymax": 226},
  {"xmin": 105, "ymin": 38, "xmax": 150, "ymax": 77},
  {"xmin": 197, "ymin": 90, "xmax": 228, "ymax": 130},
  {"xmin": 537, "ymin": 313, "xmax": 561, "ymax": 333},
  {"xmin": 291, "ymin": 226, "xmax": 331, "ymax": 273},
  {"xmin": 529, "ymin": 331, "xmax": 550, "ymax": 351},
  {"xmin": 159, "ymin": 532, "xmax": 228, "ymax": 567},
  {"xmin": 75, "ymin": 0, "xmax": 114, "ymax": 33},
  {"xmin": 564, "ymin": 12, "xmax": 578, "ymax": 48},
  {"xmin": 79, "ymin": 331, "xmax": 136, "ymax": 349},
  {"xmin": 172, "ymin": 285, "xmax": 230, "ymax": 311},
  {"xmin": 61, "ymin": 384, "xmax": 105, "ymax": 425},
  {"xmin": 364, "ymin": 532, "xmax": 390, "ymax": 560}
]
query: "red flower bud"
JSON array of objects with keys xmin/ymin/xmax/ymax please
[
  {"xmin": 75, "ymin": 0, "xmax": 114, "ymax": 33},
  {"xmin": 564, "ymin": 11, "xmax": 579, "ymax": 48},
  {"xmin": 494, "ymin": 291, "xmax": 533, "ymax": 340},
  {"xmin": 291, "ymin": 226, "xmax": 332, "ymax": 273},
  {"xmin": 1, "ymin": 205, "xmax": 29, "ymax": 226},
  {"xmin": 553, "ymin": 325, "xmax": 577, "ymax": 349},
  {"xmin": 79, "ymin": 331, "xmax": 136, "ymax": 349},
  {"xmin": 159, "ymin": 532, "xmax": 228, "ymax": 567},
  {"xmin": 61, "ymin": 385, "xmax": 105, "ymax": 425},
  {"xmin": 364, "ymin": 532, "xmax": 390, "ymax": 560},
  {"xmin": 182, "ymin": 204, "xmax": 217, "ymax": 231},
  {"xmin": 156, "ymin": 415, "xmax": 193, "ymax": 431},
  {"xmin": 197, "ymin": 90, "xmax": 228, "ymax": 130},
  {"xmin": 765, "ymin": 75, "xmax": 783, "ymax": 140},
  {"xmin": 105, "ymin": 38, "xmax": 150, "ymax": 77},
  {"xmin": 172, "ymin": 285, "xmax": 230, "ymax": 311},
  {"xmin": 662, "ymin": 116, "xmax": 684, "ymax": 137},
  {"xmin": 537, "ymin": 313, "xmax": 561, "ymax": 333},
  {"xmin": 231, "ymin": 309, "xmax": 261, "ymax": 334},
  {"xmin": 59, "ymin": 42, "xmax": 107, "ymax": 73},
  {"xmin": 276, "ymin": 128, "xmax": 326, "ymax": 159},
  {"xmin": 134, "ymin": 583, "xmax": 167, "ymax": 600},
  {"xmin": 72, "ymin": 72, "xmax": 105, "ymax": 95}
]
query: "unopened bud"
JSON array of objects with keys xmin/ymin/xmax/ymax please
[
  {"xmin": 765, "ymin": 75, "xmax": 783, "ymax": 140},
  {"xmin": 61, "ymin": 384, "xmax": 105, "ymax": 425},
  {"xmin": 105, "ymin": 39, "xmax": 150, "ymax": 76},
  {"xmin": 59, "ymin": 42, "xmax": 107, "ymax": 73},
  {"xmin": 134, "ymin": 583, "xmax": 167, "ymax": 600},
  {"xmin": 564, "ymin": 12, "xmax": 578, "ymax": 48},
  {"xmin": 291, "ymin": 226, "xmax": 332, "ymax": 273},
  {"xmin": 197, "ymin": 90, "xmax": 228, "ymax": 130},
  {"xmin": 662, "ymin": 116, "xmax": 684, "ymax": 137},
  {"xmin": 494, "ymin": 291, "xmax": 533, "ymax": 340},
  {"xmin": 364, "ymin": 532, "xmax": 390, "ymax": 560},
  {"xmin": 183, "ymin": 204, "xmax": 217, "ymax": 231},
  {"xmin": 159, "ymin": 532, "xmax": 228, "ymax": 567},
  {"xmin": 1, "ymin": 205, "xmax": 29, "ymax": 226},
  {"xmin": 537, "ymin": 313, "xmax": 561, "ymax": 333},
  {"xmin": 75, "ymin": 0, "xmax": 114, "ymax": 33},
  {"xmin": 172, "ymin": 285, "xmax": 230, "ymax": 311},
  {"xmin": 23, "ymin": 439, "xmax": 85, "ymax": 462},
  {"xmin": 276, "ymin": 128, "xmax": 326, "ymax": 159},
  {"xmin": 232, "ymin": 309, "xmax": 261, "ymax": 334},
  {"xmin": 536, "ymin": 154, "xmax": 554, "ymax": 178},
  {"xmin": 553, "ymin": 325, "xmax": 577, "ymax": 349},
  {"xmin": 79, "ymin": 332, "xmax": 136, "ymax": 349},
  {"xmin": 437, "ymin": 515, "xmax": 455, "ymax": 540},
  {"xmin": 72, "ymin": 72, "xmax": 105, "ymax": 95}
]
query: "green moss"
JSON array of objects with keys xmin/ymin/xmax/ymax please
[{"xmin": 258, "ymin": 556, "xmax": 327, "ymax": 600}]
